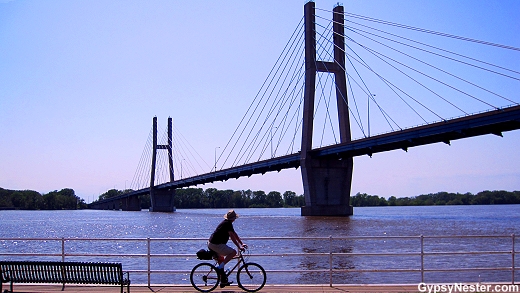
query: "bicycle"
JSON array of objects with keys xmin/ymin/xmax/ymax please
[{"xmin": 190, "ymin": 246, "xmax": 266, "ymax": 292}]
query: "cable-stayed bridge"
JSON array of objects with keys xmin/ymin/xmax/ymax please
[{"xmin": 90, "ymin": 2, "xmax": 520, "ymax": 216}]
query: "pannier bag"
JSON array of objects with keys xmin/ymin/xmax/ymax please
[{"xmin": 196, "ymin": 249, "xmax": 216, "ymax": 260}]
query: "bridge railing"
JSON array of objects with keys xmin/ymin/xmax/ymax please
[{"xmin": 0, "ymin": 235, "xmax": 517, "ymax": 286}]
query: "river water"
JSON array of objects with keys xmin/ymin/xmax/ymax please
[{"xmin": 1, "ymin": 205, "xmax": 519, "ymax": 285}]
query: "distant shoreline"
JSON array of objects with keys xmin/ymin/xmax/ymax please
[{"xmin": 2, "ymin": 187, "xmax": 519, "ymax": 211}]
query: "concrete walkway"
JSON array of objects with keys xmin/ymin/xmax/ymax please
[{"xmin": 4, "ymin": 284, "xmax": 420, "ymax": 293}]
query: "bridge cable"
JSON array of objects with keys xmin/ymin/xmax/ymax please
[
  {"xmin": 338, "ymin": 24, "xmax": 441, "ymax": 124},
  {"xmin": 314, "ymin": 17, "xmax": 372, "ymax": 137},
  {"xmin": 272, "ymin": 52, "xmax": 307, "ymax": 157},
  {"xmin": 313, "ymin": 18, "xmax": 371, "ymax": 137},
  {"xmin": 334, "ymin": 10, "xmax": 520, "ymax": 52},
  {"xmin": 136, "ymin": 129, "xmax": 153, "ymax": 190},
  {"xmin": 314, "ymin": 23, "xmax": 340, "ymax": 146},
  {"xmin": 174, "ymin": 124, "xmax": 212, "ymax": 173},
  {"xmin": 283, "ymin": 78, "xmax": 306, "ymax": 155},
  {"xmin": 315, "ymin": 17, "xmax": 447, "ymax": 124},
  {"xmin": 326, "ymin": 9, "xmax": 519, "ymax": 125},
  {"xmin": 318, "ymin": 19, "xmax": 404, "ymax": 132},
  {"xmin": 251, "ymin": 20, "xmax": 336, "ymax": 157},
  {"xmin": 346, "ymin": 71, "xmax": 367, "ymax": 137},
  {"xmin": 347, "ymin": 34, "xmax": 472, "ymax": 115},
  {"xmin": 274, "ymin": 67, "xmax": 306, "ymax": 156},
  {"xmin": 171, "ymin": 124, "xmax": 211, "ymax": 178},
  {"xmin": 130, "ymin": 127, "xmax": 154, "ymax": 191},
  {"xmin": 345, "ymin": 28, "xmax": 502, "ymax": 110},
  {"xmin": 246, "ymin": 32, "xmax": 306, "ymax": 163},
  {"xmin": 225, "ymin": 18, "xmax": 304, "ymax": 168},
  {"xmin": 229, "ymin": 20, "xmax": 305, "ymax": 166},
  {"xmin": 220, "ymin": 18, "xmax": 303, "ymax": 169},
  {"xmin": 218, "ymin": 17, "xmax": 304, "ymax": 170},
  {"xmin": 315, "ymin": 20, "xmax": 397, "ymax": 135},
  {"xmin": 344, "ymin": 19, "xmax": 520, "ymax": 81},
  {"xmin": 252, "ymin": 49, "xmax": 306, "ymax": 161},
  {"xmin": 315, "ymin": 20, "xmax": 392, "ymax": 132},
  {"xmin": 344, "ymin": 24, "xmax": 519, "ymax": 105}
]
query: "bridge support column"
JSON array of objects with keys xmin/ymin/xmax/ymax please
[
  {"xmin": 300, "ymin": 2, "xmax": 353, "ymax": 216},
  {"xmin": 149, "ymin": 189, "xmax": 176, "ymax": 212},
  {"xmin": 121, "ymin": 194, "xmax": 141, "ymax": 211},
  {"xmin": 301, "ymin": 157, "xmax": 353, "ymax": 216}
]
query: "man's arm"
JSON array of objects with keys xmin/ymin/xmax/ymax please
[{"xmin": 229, "ymin": 231, "xmax": 246, "ymax": 249}]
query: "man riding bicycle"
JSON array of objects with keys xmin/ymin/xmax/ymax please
[{"xmin": 207, "ymin": 210, "xmax": 247, "ymax": 288}]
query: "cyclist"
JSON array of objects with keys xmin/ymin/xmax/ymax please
[{"xmin": 207, "ymin": 210, "xmax": 247, "ymax": 287}]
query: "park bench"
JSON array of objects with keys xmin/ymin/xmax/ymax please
[{"xmin": 0, "ymin": 261, "xmax": 130, "ymax": 293}]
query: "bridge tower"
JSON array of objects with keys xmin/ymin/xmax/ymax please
[
  {"xmin": 149, "ymin": 117, "xmax": 176, "ymax": 212},
  {"xmin": 300, "ymin": 2, "xmax": 354, "ymax": 216}
]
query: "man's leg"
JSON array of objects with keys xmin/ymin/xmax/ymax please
[
  {"xmin": 221, "ymin": 249, "xmax": 236, "ymax": 266},
  {"xmin": 217, "ymin": 255, "xmax": 225, "ymax": 264}
]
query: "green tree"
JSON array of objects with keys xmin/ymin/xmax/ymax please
[
  {"xmin": 250, "ymin": 190, "xmax": 268, "ymax": 208},
  {"xmin": 266, "ymin": 191, "xmax": 283, "ymax": 208},
  {"xmin": 98, "ymin": 189, "xmax": 123, "ymax": 201},
  {"xmin": 283, "ymin": 191, "xmax": 297, "ymax": 207}
]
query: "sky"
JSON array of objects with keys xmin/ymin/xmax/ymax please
[{"xmin": 1, "ymin": 0, "xmax": 519, "ymax": 203}]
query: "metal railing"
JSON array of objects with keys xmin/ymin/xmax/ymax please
[{"xmin": 0, "ymin": 235, "xmax": 517, "ymax": 286}]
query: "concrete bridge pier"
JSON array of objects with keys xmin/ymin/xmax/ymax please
[
  {"xmin": 149, "ymin": 189, "xmax": 175, "ymax": 212},
  {"xmin": 96, "ymin": 201, "xmax": 115, "ymax": 210},
  {"xmin": 121, "ymin": 194, "xmax": 141, "ymax": 211},
  {"xmin": 301, "ymin": 156, "xmax": 353, "ymax": 216}
]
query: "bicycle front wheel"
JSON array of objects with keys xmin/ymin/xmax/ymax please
[
  {"xmin": 237, "ymin": 262, "xmax": 266, "ymax": 292},
  {"xmin": 190, "ymin": 262, "xmax": 220, "ymax": 292}
]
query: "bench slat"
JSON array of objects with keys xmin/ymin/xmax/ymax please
[{"xmin": 1, "ymin": 261, "xmax": 130, "ymax": 292}]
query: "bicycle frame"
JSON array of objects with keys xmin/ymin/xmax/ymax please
[
  {"xmin": 190, "ymin": 247, "xmax": 266, "ymax": 292},
  {"xmin": 214, "ymin": 249, "xmax": 247, "ymax": 278}
]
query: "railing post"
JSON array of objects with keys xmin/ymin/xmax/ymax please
[
  {"xmin": 147, "ymin": 238, "xmax": 151, "ymax": 287},
  {"xmin": 329, "ymin": 236, "xmax": 333, "ymax": 287},
  {"xmin": 61, "ymin": 237, "xmax": 65, "ymax": 262},
  {"xmin": 512, "ymin": 234, "xmax": 515, "ymax": 284},
  {"xmin": 420, "ymin": 235, "xmax": 424, "ymax": 283}
]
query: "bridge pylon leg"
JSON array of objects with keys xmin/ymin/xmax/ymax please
[{"xmin": 300, "ymin": 2, "xmax": 353, "ymax": 216}]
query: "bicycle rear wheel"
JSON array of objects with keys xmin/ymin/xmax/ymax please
[
  {"xmin": 190, "ymin": 262, "xmax": 220, "ymax": 292},
  {"xmin": 237, "ymin": 262, "xmax": 266, "ymax": 292}
]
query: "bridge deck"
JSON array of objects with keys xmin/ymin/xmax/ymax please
[{"xmin": 90, "ymin": 104, "xmax": 520, "ymax": 209}]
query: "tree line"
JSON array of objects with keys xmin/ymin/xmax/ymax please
[
  {"xmin": 2, "ymin": 186, "xmax": 520, "ymax": 210},
  {"xmin": 93, "ymin": 188, "xmax": 306, "ymax": 209},
  {"xmin": 350, "ymin": 190, "xmax": 520, "ymax": 207},
  {"xmin": 0, "ymin": 188, "xmax": 87, "ymax": 210},
  {"xmin": 95, "ymin": 188, "xmax": 520, "ymax": 209}
]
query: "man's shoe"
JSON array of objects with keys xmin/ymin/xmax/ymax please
[{"xmin": 220, "ymin": 280, "xmax": 233, "ymax": 288}]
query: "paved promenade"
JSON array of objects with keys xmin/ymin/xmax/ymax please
[{"xmin": 6, "ymin": 284, "xmax": 420, "ymax": 293}]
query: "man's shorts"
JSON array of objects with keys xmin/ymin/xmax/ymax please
[{"xmin": 208, "ymin": 242, "xmax": 235, "ymax": 257}]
